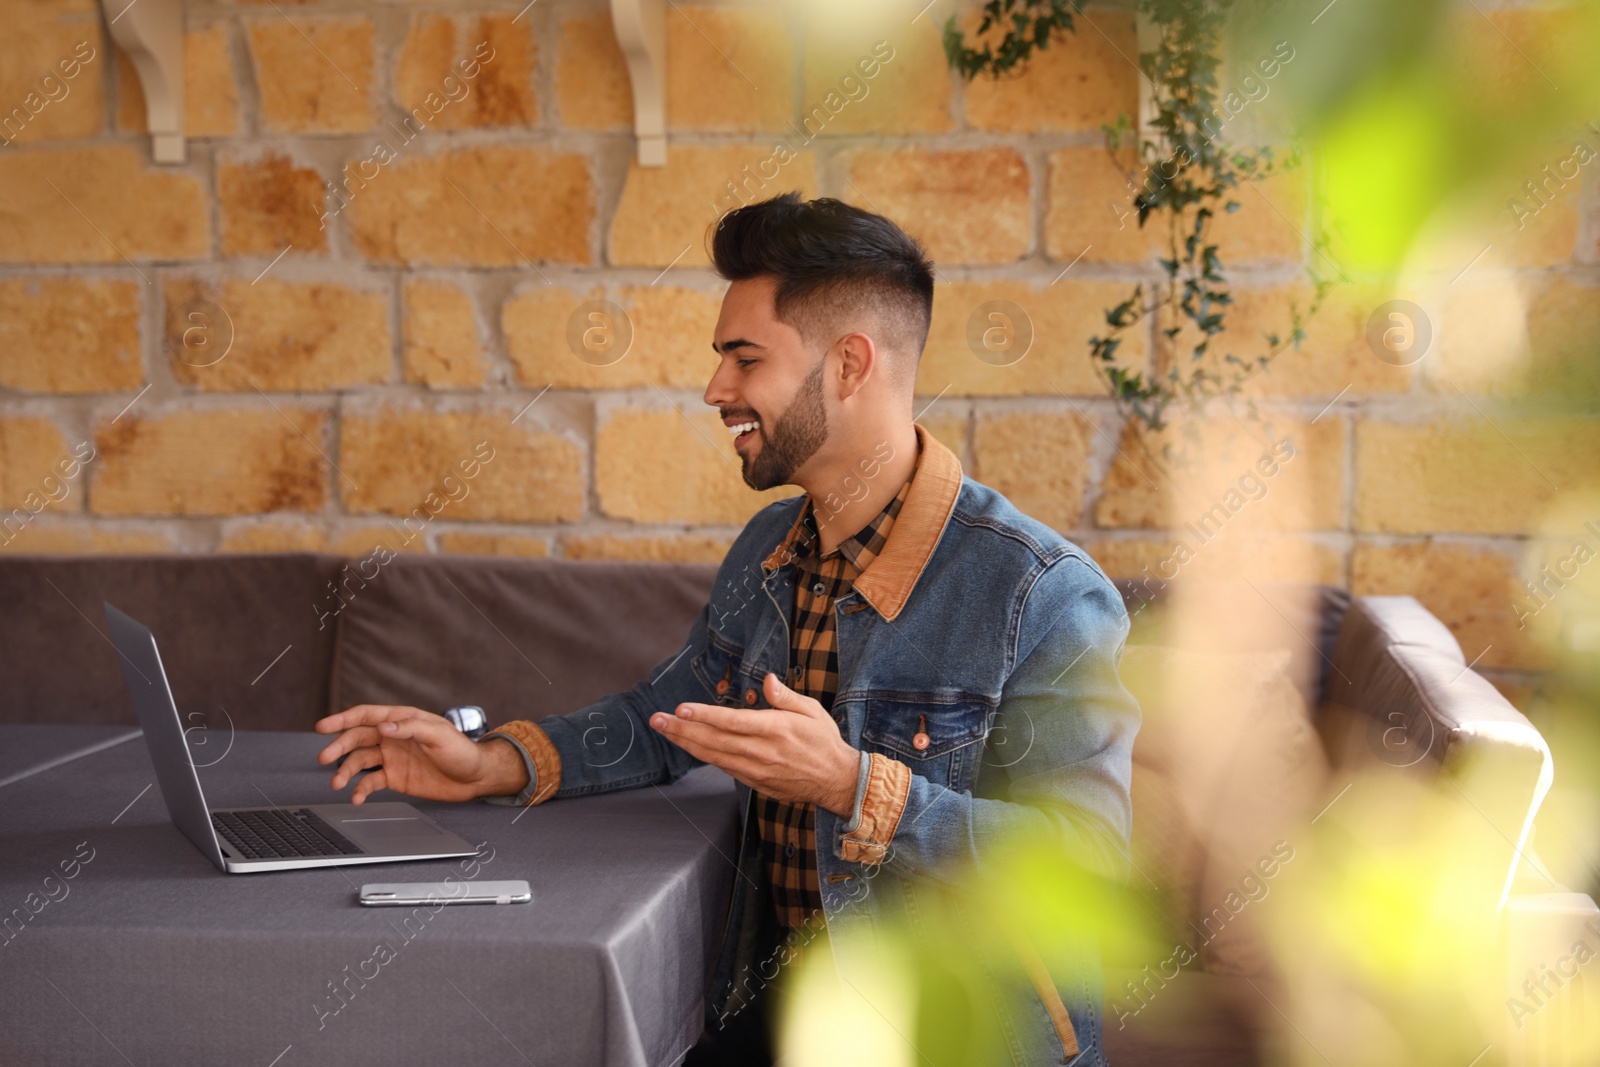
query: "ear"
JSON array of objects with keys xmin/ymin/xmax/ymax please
[{"xmin": 833, "ymin": 331, "xmax": 877, "ymax": 402}]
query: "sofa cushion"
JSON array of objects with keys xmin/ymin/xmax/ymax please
[
  {"xmin": 329, "ymin": 554, "xmax": 718, "ymax": 726},
  {"xmin": 0, "ymin": 553, "xmax": 344, "ymax": 731},
  {"xmin": 1118, "ymin": 644, "xmax": 1328, "ymax": 977}
]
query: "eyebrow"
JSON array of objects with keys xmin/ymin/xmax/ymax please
[{"xmin": 711, "ymin": 338, "xmax": 767, "ymax": 356}]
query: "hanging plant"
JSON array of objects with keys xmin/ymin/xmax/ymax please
[{"xmin": 944, "ymin": 0, "xmax": 1331, "ymax": 447}]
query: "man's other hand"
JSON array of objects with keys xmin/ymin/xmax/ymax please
[
  {"xmin": 313, "ymin": 705, "xmax": 528, "ymax": 805},
  {"xmin": 649, "ymin": 672, "xmax": 860, "ymax": 816}
]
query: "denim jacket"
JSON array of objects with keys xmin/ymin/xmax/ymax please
[{"xmin": 487, "ymin": 423, "xmax": 1140, "ymax": 1065}]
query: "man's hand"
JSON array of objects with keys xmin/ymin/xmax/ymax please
[
  {"xmin": 313, "ymin": 705, "xmax": 528, "ymax": 805},
  {"xmin": 650, "ymin": 671, "xmax": 860, "ymax": 817}
]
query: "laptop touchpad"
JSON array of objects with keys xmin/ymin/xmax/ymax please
[{"xmin": 331, "ymin": 807, "xmax": 457, "ymax": 849}]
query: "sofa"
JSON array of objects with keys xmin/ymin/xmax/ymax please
[{"xmin": 1, "ymin": 552, "xmax": 1589, "ymax": 1065}]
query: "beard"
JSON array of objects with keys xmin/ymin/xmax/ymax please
[{"xmin": 742, "ymin": 357, "xmax": 828, "ymax": 491}]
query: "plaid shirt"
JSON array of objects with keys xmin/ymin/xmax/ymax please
[{"xmin": 756, "ymin": 476, "xmax": 912, "ymax": 936}]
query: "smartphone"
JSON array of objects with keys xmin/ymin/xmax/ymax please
[{"xmin": 359, "ymin": 879, "xmax": 531, "ymax": 906}]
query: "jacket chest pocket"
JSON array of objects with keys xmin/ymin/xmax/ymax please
[
  {"xmin": 859, "ymin": 697, "xmax": 992, "ymax": 793},
  {"xmin": 691, "ymin": 636, "xmax": 758, "ymax": 706}
]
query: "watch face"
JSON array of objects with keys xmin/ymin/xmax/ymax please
[{"xmin": 446, "ymin": 705, "xmax": 488, "ymax": 738}]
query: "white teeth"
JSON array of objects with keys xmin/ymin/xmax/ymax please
[{"xmin": 727, "ymin": 421, "xmax": 760, "ymax": 436}]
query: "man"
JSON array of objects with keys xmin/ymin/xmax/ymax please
[{"xmin": 314, "ymin": 192, "xmax": 1139, "ymax": 1065}]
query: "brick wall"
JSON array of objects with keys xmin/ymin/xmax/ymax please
[{"xmin": 1, "ymin": 0, "xmax": 1595, "ymax": 702}]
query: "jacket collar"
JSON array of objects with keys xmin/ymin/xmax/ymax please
[{"xmin": 761, "ymin": 422, "xmax": 963, "ymax": 622}]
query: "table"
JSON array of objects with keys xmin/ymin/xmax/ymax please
[{"xmin": 0, "ymin": 725, "xmax": 739, "ymax": 1067}]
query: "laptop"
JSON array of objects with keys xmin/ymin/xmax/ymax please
[{"xmin": 104, "ymin": 602, "xmax": 479, "ymax": 874}]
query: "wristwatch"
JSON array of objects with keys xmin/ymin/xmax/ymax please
[{"xmin": 443, "ymin": 705, "xmax": 488, "ymax": 739}]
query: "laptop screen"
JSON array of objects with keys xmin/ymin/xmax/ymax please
[{"xmin": 103, "ymin": 603, "xmax": 227, "ymax": 871}]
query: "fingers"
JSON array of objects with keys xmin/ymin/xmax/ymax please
[
  {"xmin": 331, "ymin": 746, "xmax": 382, "ymax": 791},
  {"xmin": 351, "ymin": 767, "xmax": 388, "ymax": 805},
  {"xmin": 669, "ymin": 703, "xmax": 775, "ymax": 735},
  {"xmin": 761, "ymin": 672, "xmax": 826, "ymax": 716},
  {"xmin": 651, "ymin": 711, "xmax": 763, "ymax": 760},
  {"xmin": 374, "ymin": 715, "xmax": 457, "ymax": 747},
  {"xmin": 314, "ymin": 704, "xmax": 428, "ymax": 735},
  {"xmin": 317, "ymin": 725, "xmax": 380, "ymax": 766},
  {"xmin": 651, "ymin": 727, "xmax": 758, "ymax": 780}
]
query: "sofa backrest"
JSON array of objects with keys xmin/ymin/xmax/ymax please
[
  {"xmin": 1318, "ymin": 596, "xmax": 1553, "ymax": 908},
  {"xmin": 328, "ymin": 553, "xmax": 718, "ymax": 728},
  {"xmin": 0, "ymin": 554, "xmax": 344, "ymax": 732}
]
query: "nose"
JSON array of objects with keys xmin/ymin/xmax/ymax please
[{"xmin": 703, "ymin": 358, "xmax": 737, "ymax": 412}]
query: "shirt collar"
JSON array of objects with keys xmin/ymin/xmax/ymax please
[{"xmin": 761, "ymin": 422, "xmax": 964, "ymax": 621}]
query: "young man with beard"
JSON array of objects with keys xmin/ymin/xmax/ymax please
[{"xmin": 313, "ymin": 193, "xmax": 1139, "ymax": 1066}]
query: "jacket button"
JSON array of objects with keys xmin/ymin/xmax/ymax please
[
  {"xmin": 784, "ymin": 842, "xmax": 796, "ymax": 859},
  {"xmin": 715, "ymin": 679, "xmax": 729, "ymax": 695},
  {"xmin": 912, "ymin": 731, "xmax": 931, "ymax": 751},
  {"xmin": 744, "ymin": 688, "xmax": 758, "ymax": 705}
]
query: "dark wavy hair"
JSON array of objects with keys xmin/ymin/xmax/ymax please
[{"xmin": 706, "ymin": 192, "xmax": 936, "ymax": 390}]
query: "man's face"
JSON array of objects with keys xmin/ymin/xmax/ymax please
[{"xmin": 704, "ymin": 277, "xmax": 831, "ymax": 491}]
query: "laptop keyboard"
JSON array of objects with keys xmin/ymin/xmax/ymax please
[{"xmin": 212, "ymin": 808, "xmax": 363, "ymax": 860}]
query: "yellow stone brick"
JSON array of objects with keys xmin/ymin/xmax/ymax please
[
  {"xmin": 0, "ymin": 521, "xmax": 171, "ymax": 555},
  {"xmin": 218, "ymin": 519, "xmax": 326, "ymax": 553},
  {"xmin": 962, "ymin": 7, "xmax": 1138, "ymax": 133},
  {"xmin": 555, "ymin": 12, "xmax": 631, "ymax": 129},
  {"xmin": 404, "ymin": 280, "xmax": 485, "ymax": 388},
  {"xmin": 0, "ymin": 145, "xmax": 209, "ymax": 263},
  {"xmin": 346, "ymin": 145, "xmax": 592, "ymax": 267},
  {"xmin": 562, "ymin": 533, "xmax": 730, "ymax": 563},
  {"xmin": 1352, "ymin": 541, "xmax": 1540, "ymax": 672},
  {"xmin": 163, "ymin": 277, "xmax": 391, "ymax": 391},
  {"xmin": 1083, "ymin": 535, "xmax": 1344, "ymax": 585},
  {"xmin": 504, "ymin": 284, "xmax": 721, "ymax": 390},
  {"xmin": 1354, "ymin": 418, "xmax": 1600, "ymax": 535},
  {"xmin": 801, "ymin": 20, "xmax": 950, "ymax": 135},
  {"xmin": 1522, "ymin": 277, "xmax": 1600, "ymax": 398},
  {"xmin": 1494, "ymin": 160, "xmax": 1580, "ymax": 269},
  {"xmin": 438, "ymin": 531, "xmax": 552, "ymax": 558},
  {"xmin": 666, "ymin": 6, "xmax": 793, "ymax": 133},
  {"xmin": 117, "ymin": 25, "xmax": 239, "ymax": 138},
  {"xmin": 0, "ymin": 277, "xmax": 142, "ymax": 393},
  {"xmin": 1095, "ymin": 416, "xmax": 1345, "ymax": 531},
  {"xmin": 1175, "ymin": 283, "xmax": 1415, "ymax": 399},
  {"xmin": 327, "ymin": 524, "xmax": 428, "ymax": 556},
  {"xmin": 844, "ymin": 148, "xmax": 1031, "ymax": 265},
  {"xmin": 248, "ymin": 16, "xmax": 375, "ymax": 134},
  {"xmin": 595, "ymin": 406, "xmax": 791, "ymax": 524},
  {"xmin": 340, "ymin": 405, "xmax": 584, "ymax": 523},
  {"xmin": 1206, "ymin": 166, "xmax": 1306, "ymax": 263},
  {"xmin": 0, "ymin": 416, "xmax": 78, "ymax": 512},
  {"xmin": 973, "ymin": 410, "xmax": 1094, "ymax": 531},
  {"xmin": 1449, "ymin": 6, "xmax": 1593, "ymax": 121},
  {"xmin": 396, "ymin": 14, "xmax": 537, "ymax": 131},
  {"xmin": 610, "ymin": 145, "xmax": 818, "ymax": 268},
  {"xmin": 0, "ymin": 22, "xmax": 104, "ymax": 144},
  {"xmin": 91, "ymin": 406, "xmax": 330, "ymax": 516},
  {"xmin": 1047, "ymin": 147, "xmax": 1303, "ymax": 266},
  {"xmin": 1044, "ymin": 146, "xmax": 1159, "ymax": 265},
  {"xmin": 917, "ymin": 411, "xmax": 969, "ymax": 469},
  {"xmin": 918, "ymin": 279, "xmax": 1148, "ymax": 397},
  {"xmin": 218, "ymin": 152, "xmax": 328, "ymax": 256}
]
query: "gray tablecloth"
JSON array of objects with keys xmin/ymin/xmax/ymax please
[
  {"xmin": 0, "ymin": 725, "xmax": 739, "ymax": 1067},
  {"xmin": 0, "ymin": 724, "xmax": 140, "ymax": 787}
]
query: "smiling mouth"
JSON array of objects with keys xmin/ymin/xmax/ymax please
[{"xmin": 727, "ymin": 419, "xmax": 761, "ymax": 450}]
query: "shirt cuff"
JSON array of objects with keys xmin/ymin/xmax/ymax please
[
  {"xmin": 835, "ymin": 752, "xmax": 911, "ymax": 865},
  {"xmin": 839, "ymin": 749, "xmax": 872, "ymax": 835},
  {"xmin": 477, "ymin": 722, "xmax": 561, "ymax": 807}
]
